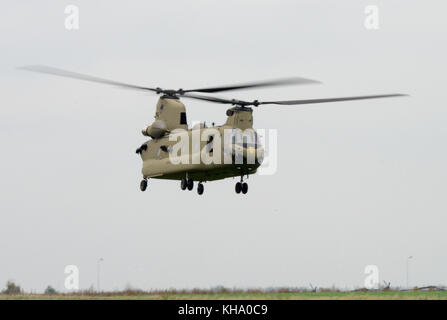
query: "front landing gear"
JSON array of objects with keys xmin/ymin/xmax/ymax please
[
  {"xmin": 235, "ymin": 173, "xmax": 248, "ymax": 195},
  {"xmin": 241, "ymin": 182, "xmax": 248, "ymax": 194},
  {"xmin": 235, "ymin": 182, "xmax": 248, "ymax": 194},
  {"xmin": 235, "ymin": 182, "xmax": 242, "ymax": 194},
  {"xmin": 140, "ymin": 179, "xmax": 148, "ymax": 192}
]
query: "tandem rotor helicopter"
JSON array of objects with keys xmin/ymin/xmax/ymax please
[{"xmin": 20, "ymin": 65, "xmax": 406, "ymax": 195}]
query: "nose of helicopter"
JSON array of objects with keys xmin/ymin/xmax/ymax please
[
  {"xmin": 255, "ymin": 146, "xmax": 264, "ymax": 164},
  {"xmin": 233, "ymin": 144, "xmax": 264, "ymax": 165}
]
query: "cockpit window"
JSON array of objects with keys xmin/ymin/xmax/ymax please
[{"xmin": 157, "ymin": 146, "xmax": 170, "ymax": 159}]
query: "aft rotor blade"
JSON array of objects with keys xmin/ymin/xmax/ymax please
[
  {"xmin": 183, "ymin": 77, "xmax": 320, "ymax": 94},
  {"xmin": 181, "ymin": 93, "xmax": 407, "ymax": 107},
  {"xmin": 19, "ymin": 65, "xmax": 158, "ymax": 92},
  {"xmin": 259, "ymin": 94, "xmax": 408, "ymax": 106}
]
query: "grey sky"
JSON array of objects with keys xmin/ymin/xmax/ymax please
[{"xmin": 1, "ymin": 1, "xmax": 446, "ymax": 292}]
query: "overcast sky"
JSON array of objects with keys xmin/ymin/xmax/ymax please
[{"xmin": 1, "ymin": 1, "xmax": 446, "ymax": 292}]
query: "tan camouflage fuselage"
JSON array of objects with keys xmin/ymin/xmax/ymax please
[{"xmin": 139, "ymin": 97, "xmax": 263, "ymax": 182}]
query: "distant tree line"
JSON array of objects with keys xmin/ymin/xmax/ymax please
[
  {"xmin": 1, "ymin": 281, "xmax": 58, "ymax": 295},
  {"xmin": 2, "ymin": 281, "xmax": 22, "ymax": 294}
]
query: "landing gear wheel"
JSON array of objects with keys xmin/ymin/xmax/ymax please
[
  {"xmin": 241, "ymin": 182, "xmax": 248, "ymax": 194},
  {"xmin": 140, "ymin": 179, "xmax": 147, "ymax": 192},
  {"xmin": 181, "ymin": 178, "xmax": 187, "ymax": 190},
  {"xmin": 235, "ymin": 182, "xmax": 242, "ymax": 194},
  {"xmin": 187, "ymin": 179, "xmax": 194, "ymax": 191},
  {"xmin": 197, "ymin": 183, "xmax": 204, "ymax": 195}
]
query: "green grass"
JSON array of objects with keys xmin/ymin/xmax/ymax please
[{"xmin": 2, "ymin": 291, "xmax": 447, "ymax": 300}]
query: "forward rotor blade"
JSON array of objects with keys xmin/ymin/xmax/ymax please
[
  {"xmin": 181, "ymin": 93, "xmax": 239, "ymax": 104},
  {"xmin": 18, "ymin": 65, "xmax": 158, "ymax": 92},
  {"xmin": 259, "ymin": 94, "xmax": 408, "ymax": 106},
  {"xmin": 183, "ymin": 77, "xmax": 320, "ymax": 94}
]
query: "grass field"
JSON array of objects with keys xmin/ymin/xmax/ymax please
[{"xmin": 1, "ymin": 291, "xmax": 447, "ymax": 300}]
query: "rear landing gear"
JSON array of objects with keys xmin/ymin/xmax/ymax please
[
  {"xmin": 187, "ymin": 179, "xmax": 194, "ymax": 191},
  {"xmin": 197, "ymin": 182, "xmax": 204, "ymax": 195},
  {"xmin": 140, "ymin": 179, "xmax": 148, "ymax": 192},
  {"xmin": 181, "ymin": 178, "xmax": 187, "ymax": 190},
  {"xmin": 181, "ymin": 178, "xmax": 194, "ymax": 191}
]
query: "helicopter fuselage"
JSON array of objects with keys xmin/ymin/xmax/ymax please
[{"xmin": 138, "ymin": 98, "xmax": 263, "ymax": 182}]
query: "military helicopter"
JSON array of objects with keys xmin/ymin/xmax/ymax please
[{"xmin": 20, "ymin": 65, "xmax": 406, "ymax": 195}]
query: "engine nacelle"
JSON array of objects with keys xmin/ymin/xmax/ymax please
[{"xmin": 141, "ymin": 120, "xmax": 168, "ymax": 139}]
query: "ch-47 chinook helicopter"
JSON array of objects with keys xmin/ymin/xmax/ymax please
[{"xmin": 20, "ymin": 65, "xmax": 406, "ymax": 195}]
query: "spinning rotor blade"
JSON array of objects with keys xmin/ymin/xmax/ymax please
[
  {"xmin": 181, "ymin": 93, "xmax": 407, "ymax": 107},
  {"xmin": 258, "ymin": 94, "xmax": 408, "ymax": 106},
  {"xmin": 19, "ymin": 65, "xmax": 319, "ymax": 96},
  {"xmin": 183, "ymin": 77, "xmax": 320, "ymax": 93},
  {"xmin": 181, "ymin": 93, "xmax": 240, "ymax": 104},
  {"xmin": 19, "ymin": 65, "xmax": 158, "ymax": 92},
  {"xmin": 19, "ymin": 65, "xmax": 407, "ymax": 107}
]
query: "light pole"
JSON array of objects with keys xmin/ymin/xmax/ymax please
[
  {"xmin": 97, "ymin": 258, "xmax": 104, "ymax": 292},
  {"xmin": 406, "ymin": 256, "xmax": 413, "ymax": 289}
]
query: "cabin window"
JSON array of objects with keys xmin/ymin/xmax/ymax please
[
  {"xmin": 157, "ymin": 146, "xmax": 169, "ymax": 159},
  {"xmin": 180, "ymin": 112, "xmax": 187, "ymax": 125}
]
